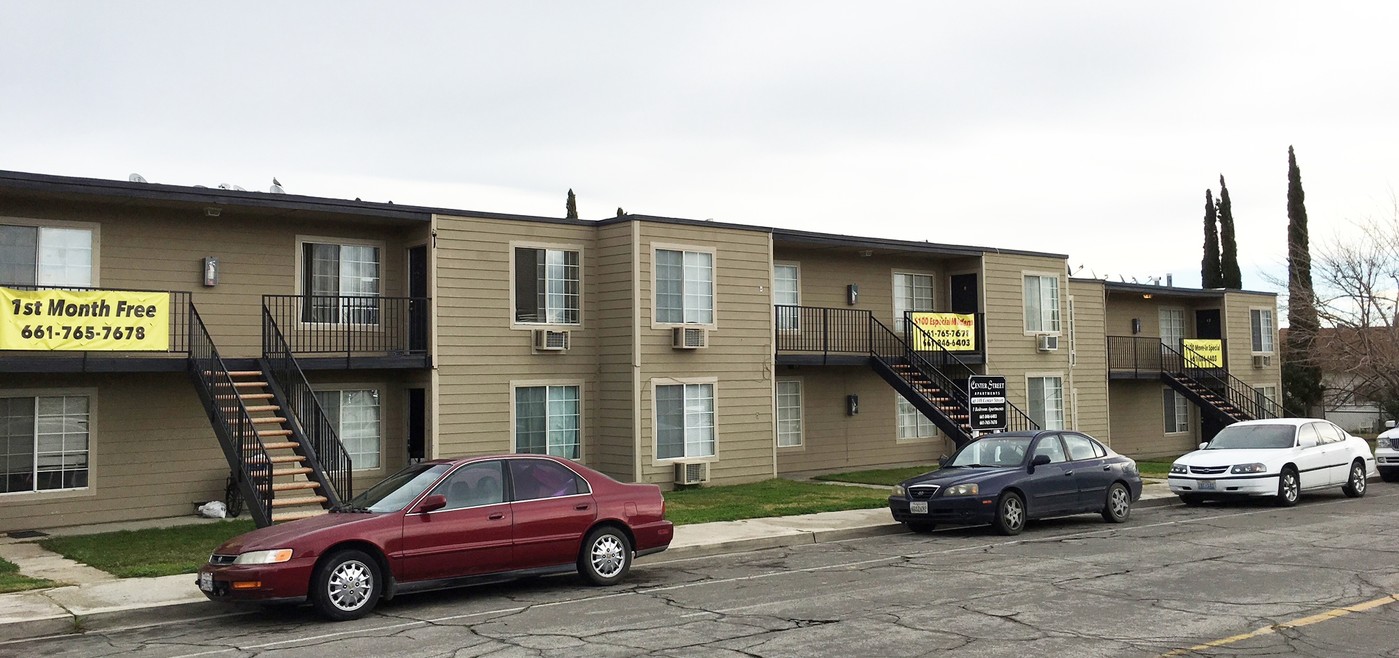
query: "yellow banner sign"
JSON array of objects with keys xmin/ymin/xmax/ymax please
[
  {"xmin": 1, "ymin": 288, "xmax": 171, "ymax": 351},
  {"xmin": 1182, "ymin": 338, "xmax": 1223, "ymax": 368},
  {"xmin": 910, "ymin": 312, "xmax": 976, "ymax": 351}
]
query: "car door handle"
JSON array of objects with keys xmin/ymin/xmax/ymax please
[
  {"xmin": 1102, "ymin": 465, "xmax": 1111, "ymax": 471},
  {"xmin": 575, "ymin": 504, "xmax": 591, "ymax": 511},
  {"xmin": 488, "ymin": 513, "xmax": 506, "ymax": 520},
  {"xmin": 1064, "ymin": 471, "xmax": 1074, "ymax": 476}
]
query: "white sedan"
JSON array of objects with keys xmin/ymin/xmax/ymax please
[
  {"xmin": 1168, "ymin": 418, "xmax": 1376, "ymax": 506},
  {"xmin": 1376, "ymin": 424, "xmax": 1399, "ymax": 482}
]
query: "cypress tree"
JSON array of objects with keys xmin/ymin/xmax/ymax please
[
  {"xmin": 565, "ymin": 189, "xmax": 578, "ymax": 220},
  {"xmin": 1218, "ymin": 175, "xmax": 1242, "ymax": 288},
  {"xmin": 1282, "ymin": 146, "xmax": 1324, "ymax": 415},
  {"xmin": 1201, "ymin": 189, "xmax": 1222, "ymax": 288}
]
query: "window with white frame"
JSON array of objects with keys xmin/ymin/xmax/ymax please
[
  {"xmin": 1023, "ymin": 274, "xmax": 1061, "ymax": 333},
  {"xmin": 514, "ymin": 385, "xmax": 581, "ymax": 459},
  {"xmin": 1027, "ymin": 376, "xmax": 1065, "ymax": 430},
  {"xmin": 0, "ymin": 224, "xmax": 93, "ymax": 287},
  {"xmin": 1251, "ymin": 309, "xmax": 1275, "ymax": 353},
  {"xmin": 1, "ymin": 395, "xmax": 89, "ymax": 494},
  {"xmin": 1254, "ymin": 385, "xmax": 1279, "ymax": 419},
  {"xmin": 1162, "ymin": 388, "xmax": 1189, "ymax": 433},
  {"xmin": 774, "ymin": 263, "xmax": 800, "ymax": 331},
  {"xmin": 1159, "ymin": 308, "xmax": 1185, "ymax": 351},
  {"xmin": 896, "ymin": 396, "xmax": 936, "ymax": 439},
  {"xmin": 894, "ymin": 272, "xmax": 935, "ymax": 332},
  {"xmin": 655, "ymin": 248, "xmax": 714, "ymax": 324},
  {"xmin": 314, "ymin": 389, "xmax": 381, "ymax": 469},
  {"xmin": 776, "ymin": 380, "xmax": 803, "ymax": 447},
  {"xmin": 301, "ymin": 241, "xmax": 381, "ymax": 324},
  {"xmin": 655, "ymin": 382, "xmax": 715, "ymax": 459},
  {"xmin": 514, "ymin": 247, "xmax": 580, "ymax": 325}
]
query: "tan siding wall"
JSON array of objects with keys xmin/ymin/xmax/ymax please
[
  {"xmin": 0, "ymin": 374, "xmax": 225, "ymax": 532},
  {"xmin": 982, "ymin": 253, "xmax": 1074, "ymax": 426},
  {"xmin": 433, "ymin": 215, "xmax": 600, "ymax": 460},
  {"xmin": 772, "ymin": 247, "xmax": 978, "ymax": 324},
  {"xmin": 1108, "ymin": 381, "xmax": 1200, "ymax": 458},
  {"xmin": 1223, "ymin": 291, "xmax": 1282, "ymax": 392},
  {"xmin": 1103, "ymin": 293, "xmax": 1222, "ymax": 341},
  {"xmin": 637, "ymin": 223, "xmax": 774, "ymax": 487},
  {"xmin": 594, "ymin": 222, "xmax": 636, "ymax": 481},
  {"xmin": 1067, "ymin": 279, "xmax": 1110, "ymax": 442},
  {"xmin": 775, "ymin": 368, "xmax": 954, "ymax": 474}
]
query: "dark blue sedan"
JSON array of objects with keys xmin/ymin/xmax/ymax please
[{"xmin": 889, "ymin": 430, "xmax": 1143, "ymax": 535}]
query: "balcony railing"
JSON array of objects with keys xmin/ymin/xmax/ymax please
[
  {"xmin": 775, "ymin": 305, "xmax": 985, "ymax": 359},
  {"xmin": 262, "ymin": 295, "xmax": 430, "ymax": 358}
]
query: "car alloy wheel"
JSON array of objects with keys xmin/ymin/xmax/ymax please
[
  {"xmin": 312, "ymin": 549, "xmax": 381, "ymax": 621},
  {"xmin": 1101, "ymin": 483, "xmax": 1131, "ymax": 523},
  {"xmin": 993, "ymin": 492, "xmax": 1025, "ymax": 536},
  {"xmin": 1343, "ymin": 461, "xmax": 1367, "ymax": 498},
  {"xmin": 1276, "ymin": 468, "xmax": 1300, "ymax": 507},
  {"xmin": 579, "ymin": 526, "xmax": 632, "ymax": 586}
]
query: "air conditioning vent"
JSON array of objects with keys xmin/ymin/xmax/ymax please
[
  {"xmin": 533, "ymin": 329, "xmax": 570, "ymax": 352},
  {"xmin": 1036, "ymin": 334, "xmax": 1059, "ymax": 352},
  {"xmin": 1252, "ymin": 354, "xmax": 1271, "ymax": 368},
  {"xmin": 672, "ymin": 326, "xmax": 709, "ymax": 350},
  {"xmin": 674, "ymin": 461, "xmax": 709, "ymax": 486}
]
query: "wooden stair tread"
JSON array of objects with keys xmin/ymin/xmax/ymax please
[
  {"xmin": 271, "ymin": 466, "xmax": 314, "ymax": 477},
  {"xmin": 250, "ymin": 416, "xmax": 289, "ymax": 424},
  {"xmin": 262, "ymin": 481, "xmax": 322, "ymax": 492},
  {"xmin": 247, "ymin": 441, "xmax": 299, "ymax": 450},
  {"xmin": 246, "ymin": 455, "xmax": 306, "ymax": 465},
  {"xmin": 257, "ymin": 429, "xmax": 294, "ymax": 437},
  {"xmin": 273, "ymin": 509, "xmax": 328, "ymax": 523},
  {"xmin": 238, "ymin": 405, "xmax": 281, "ymax": 413},
  {"xmin": 232, "ymin": 381, "xmax": 268, "ymax": 388},
  {"xmin": 272, "ymin": 496, "xmax": 328, "ymax": 508}
]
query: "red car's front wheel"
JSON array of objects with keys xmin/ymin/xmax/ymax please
[{"xmin": 312, "ymin": 549, "xmax": 382, "ymax": 621}]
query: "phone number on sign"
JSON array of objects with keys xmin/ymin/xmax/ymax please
[{"xmin": 19, "ymin": 325, "xmax": 148, "ymax": 341}]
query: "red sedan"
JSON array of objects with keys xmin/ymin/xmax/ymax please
[{"xmin": 197, "ymin": 455, "xmax": 673, "ymax": 620}]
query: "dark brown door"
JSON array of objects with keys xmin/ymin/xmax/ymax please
[{"xmin": 950, "ymin": 273, "xmax": 978, "ymax": 314}]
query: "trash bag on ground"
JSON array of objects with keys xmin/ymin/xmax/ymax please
[{"xmin": 197, "ymin": 500, "xmax": 227, "ymax": 519}]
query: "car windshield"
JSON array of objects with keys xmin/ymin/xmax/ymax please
[
  {"xmin": 947, "ymin": 436, "xmax": 1031, "ymax": 467},
  {"xmin": 1205, "ymin": 424, "xmax": 1296, "ymax": 450},
  {"xmin": 344, "ymin": 463, "xmax": 452, "ymax": 513}
]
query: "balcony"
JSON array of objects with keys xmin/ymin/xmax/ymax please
[
  {"xmin": 774, "ymin": 305, "xmax": 986, "ymax": 365},
  {"xmin": 1108, "ymin": 335, "xmax": 1228, "ymax": 379},
  {"xmin": 0, "ymin": 287, "xmax": 192, "ymax": 373}
]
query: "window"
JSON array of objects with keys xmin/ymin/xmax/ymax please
[
  {"xmin": 1062, "ymin": 433, "xmax": 1102, "ymax": 461},
  {"xmin": 314, "ymin": 389, "xmax": 381, "ymax": 470},
  {"xmin": 509, "ymin": 459, "xmax": 589, "ymax": 501},
  {"xmin": 1027, "ymin": 376, "xmax": 1064, "ymax": 430},
  {"xmin": 1251, "ymin": 309, "xmax": 1275, "ymax": 353},
  {"xmin": 1313, "ymin": 422, "xmax": 1343, "ymax": 444},
  {"xmin": 774, "ymin": 263, "xmax": 800, "ymax": 331},
  {"xmin": 514, "ymin": 247, "xmax": 580, "ymax": 325},
  {"xmin": 776, "ymin": 380, "xmax": 803, "ymax": 448},
  {"xmin": 514, "ymin": 385, "xmax": 581, "ymax": 459},
  {"xmin": 1159, "ymin": 309, "xmax": 1185, "ymax": 351},
  {"xmin": 655, "ymin": 248, "xmax": 713, "ymax": 324},
  {"xmin": 1163, "ymin": 389, "xmax": 1190, "ymax": 433},
  {"xmin": 655, "ymin": 382, "xmax": 715, "ymax": 459},
  {"xmin": 0, "ymin": 224, "xmax": 93, "ymax": 287},
  {"xmin": 1, "ymin": 395, "xmax": 89, "ymax": 494},
  {"xmin": 897, "ymin": 396, "xmax": 936, "ymax": 439},
  {"xmin": 1254, "ymin": 385, "xmax": 1279, "ymax": 419},
  {"xmin": 1023, "ymin": 274, "xmax": 1061, "ymax": 333},
  {"xmin": 430, "ymin": 460, "xmax": 505, "ymax": 509},
  {"xmin": 894, "ymin": 273, "xmax": 935, "ymax": 332},
  {"xmin": 301, "ymin": 241, "xmax": 381, "ymax": 323},
  {"xmin": 1032, "ymin": 435, "xmax": 1067, "ymax": 463}
]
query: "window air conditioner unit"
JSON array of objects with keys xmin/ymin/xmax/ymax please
[
  {"xmin": 533, "ymin": 329, "xmax": 570, "ymax": 352},
  {"xmin": 674, "ymin": 461, "xmax": 709, "ymax": 486},
  {"xmin": 672, "ymin": 326, "xmax": 709, "ymax": 350},
  {"xmin": 1252, "ymin": 354, "xmax": 1271, "ymax": 368},
  {"xmin": 1036, "ymin": 334, "xmax": 1059, "ymax": 352}
]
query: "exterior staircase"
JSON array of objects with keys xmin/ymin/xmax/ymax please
[
  {"xmin": 1160, "ymin": 342, "xmax": 1288, "ymax": 426},
  {"xmin": 1161, "ymin": 372, "xmax": 1249, "ymax": 425},
  {"xmin": 217, "ymin": 370, "xmax": 330, "ymax": 523}
]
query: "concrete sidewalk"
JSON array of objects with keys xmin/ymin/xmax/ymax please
[{"xmin": 0, "ymin": 482, "xmax": 1181, "ymax": 642}]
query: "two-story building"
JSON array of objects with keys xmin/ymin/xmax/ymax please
[{"xmin": 0, "ymin": 170, "xmax": 1284, "ymax": 531}]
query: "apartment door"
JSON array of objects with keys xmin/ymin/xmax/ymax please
[
  {"xmin": 407, "ymin": 387, "xmax": 426, "ymax": 462},
  {"xmin": 408, "ymin": 245, "xmax": 429, "ymax": 353},
  {"xmin": 950, "ymin": 273, "xmax": 978, "ymax": 313},
  {"xmin": 1195, "ymin": 309, "xmax": 1221, "ymax": 340}
]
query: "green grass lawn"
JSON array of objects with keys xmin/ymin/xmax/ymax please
[
  {"xmin": 664, "ymin": 479, "xmax": 889, "ymax": 525},
  {"xmin": 39, "ymin": 520, "xmax": 256, "ymax": 578},
  {"xmin": 0, "ymin": 557, "xmax": 57, "ymax": 593},
  {"xmin": 1133, "ymin": 460, "xmax": 1175, "ymax": 478},
  {"xmin": 814, "ymin": 465, "xmax": 939, "ymax": 487}
]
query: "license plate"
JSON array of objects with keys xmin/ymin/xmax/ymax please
[
  {"xmin": 910, "ymin": 501, "xmax": 928, "ymax": 514},
  {"xmin": 1198, "ymin": 479, "xmax": 1216, "ymax": 491},
  {"xmin": 199, "ymin": 572, "xmax": 213, "ymax": 592}
]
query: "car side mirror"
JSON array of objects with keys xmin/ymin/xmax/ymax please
[
  {"xmin": 1029, "ymin": 454, "xmax": 1051, "ymax": 472},
  {"xmin": 1199, "ymin": 442, "xmax": 1209, "ymax": 450},
  {"xmin": 415, "ymin": 493, "xmax": 447, "ymax": 513},
  {"xmin": 1298, "ymin": 436, "xmax": 1319, "ymax": 448},
  {"xmin": 1388, "ymin": 420, "xmax": 1397, "ymax": 429},
  {"xmin": 937, "ymin": 455, "xmax": 948, "ymax": 467}
]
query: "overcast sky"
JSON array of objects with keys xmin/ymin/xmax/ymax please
[{"xmin": 3, "ymin": 2, "xmax": 1396, "ymax": 293}]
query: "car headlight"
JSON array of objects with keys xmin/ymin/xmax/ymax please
[
  {"xmin": 1380, "ymin": 438, "xmax": 1391, "ymax": 449},
  {"xmin": 892, "ymin": 484, "xmax": 906, "ymax": 497},
  {"xmin": 233, "ymin": 549, "xmax": 294, "ymax": 565},
  {"xmin": 1170, "ymin": 463, "xmax": 1188, "ymax": 474},
  {"xmin": 1230, "ymin": 463, "xmax": 1267, "ymax": 474},
  {"xmin": 943, "ymin": 483, "xmax": 979, "ymax": 496}
]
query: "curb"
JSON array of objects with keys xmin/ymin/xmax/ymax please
[{"xmin": 645, "ymin": 522, "xmax": 906, "ymax": 564}]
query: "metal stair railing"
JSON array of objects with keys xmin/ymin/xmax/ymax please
[
  {"xmin": 1162, "ymin": 342, "xmax": 1290, "ymax": 420},
  {"xmin": 188, "ymin": 305, "xmax": 273, "ymax": 527},
  {"xmin": 904, "ymin": 318, "xmax": 1040, "ymax": 433},
  {"xmin": 868, "ymin": 316, "xmax": 978, "ymax": 444},
  {"xmin": 261, "ymin": 304, "xmax": 352, "ymax": 507}
]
